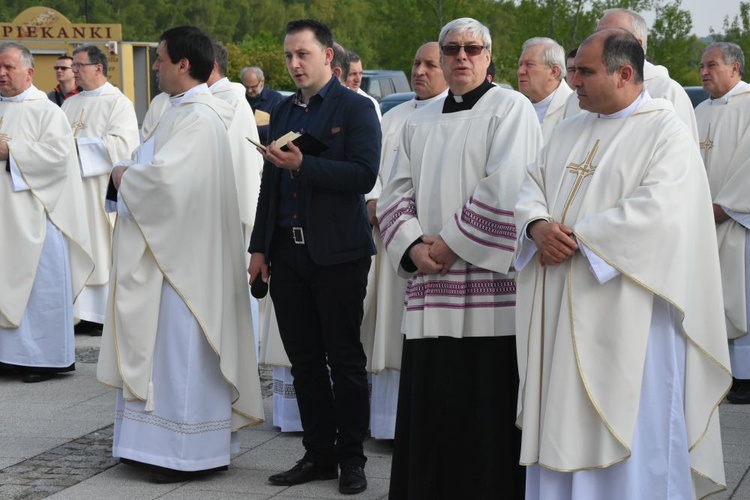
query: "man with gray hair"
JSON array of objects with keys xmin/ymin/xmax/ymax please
[
  {"xmin": 0, "ymin": 42, "xmax": 94, "ymax": 382},
  {"xmin": 564, "ymin": 8, "xmax": 699, "ymax": 140},
  {"xmin": 695, "ymin": 42, "xmax": 750, "ymax": 404},
  {"xmin": 62, "ymin": 44, "xmax": 139, "ymax": 330},
  {"xmin": 240, "ymin": 66, "xmax": 283, "ymax": 144},
  {"xmin": 378, "ymin": 17, "xmax": 540, "ymax": 498},
  {"xmin": 517, "ymin": 37, "xmax": 573, "ymax": 142}
]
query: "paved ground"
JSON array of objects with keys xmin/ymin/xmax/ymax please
[{"xmin": 1, "ymin": 333, "xmax": 750, "ymax": 499}]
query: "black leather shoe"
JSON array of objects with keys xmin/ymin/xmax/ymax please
[
  {"xmin": 339, "ymin": 464, "xmax": 367, "ymax": 494},
  {"xmin": 268, "ymin": 460, "xmax": 338, "ymax": 486},
  {"xmin": 728, "ymin": 378, "xmax": 750, "ymax": 404},
  {"xmin": 22, "ymin": 372, "xmax": 54, "ymax": 383}
]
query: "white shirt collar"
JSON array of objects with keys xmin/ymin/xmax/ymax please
[
  {"xmin": 170, "ymin": 83, "xmax": 210, "ymax": 107},
  {"xmin": 532, "ymin": 87, "xmax": 557, "ymax": 123},
  {"xmin": 0, "ymin": 85, "xmax": 35, "ymax": 102},
  {"xmin": 413, "ymin": 88, "xmax": 449, "ymax": 109},
  {"xmin": 708, "ymin": 80, "xmax": 749, "ymax": 105},
  {"xmin": 208, "ymin": 77, "xmax": 230, "ymax": 92},
  {"xmin": 599, "ymin": 88, "xmax": 651, "ymax": 119},
  {"xmin": 80, "ymin": 81, "xmax": 111, "ymax": 97}
]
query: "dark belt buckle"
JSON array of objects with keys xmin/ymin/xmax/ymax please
[{"xmin": 292, "ymin": 227, "xmax": 305, "ymax": 245}]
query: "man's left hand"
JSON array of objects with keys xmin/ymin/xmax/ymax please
[
  {"xmin": 714, "ymin": 204, "xmax": 730, "ymax": 224},
  {"xmin": 261, "ymin": 140, "xmax": 303, "ymax": 171},
  {"xmin": 0, "ymin": 140, "xmax": 9, "ymax": 161},
  {"xmin": 427, "ymin": 236, "xmax": 458, "ymax": 275}
]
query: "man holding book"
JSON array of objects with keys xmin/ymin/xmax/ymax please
[{"xmin": 248, "ymin": 18, "xmax": 381, "ymax": 495}]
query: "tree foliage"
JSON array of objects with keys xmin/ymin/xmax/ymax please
[{"xmin": 4, "ymin": 0, "xmax": 749, "ymax": 87}]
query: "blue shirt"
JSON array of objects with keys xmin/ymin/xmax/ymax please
[{"xmin": 277, "ymin": 76, "xmax": 338, "ymax": 229}]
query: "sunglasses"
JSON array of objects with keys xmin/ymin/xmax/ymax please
[
  {"xmin": 441, "ymin": 44, "xmax": 485, "ymax": 56},
  {"xmin": 53, "ymin": 66, "xmax": 71, "ymax": 71}
]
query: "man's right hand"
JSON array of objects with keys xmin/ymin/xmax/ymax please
[
  {"xmin": 528, "ymin": 220, "xmax": 578, "ymax": 266},
  {"xmin": 248, "ymin": 252, "xmax": 269, "ymax": 285}
]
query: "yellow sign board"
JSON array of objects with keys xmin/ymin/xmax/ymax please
[{"xmin": 1, "ymin": 7, "xmax": 122, "ymax": 41}]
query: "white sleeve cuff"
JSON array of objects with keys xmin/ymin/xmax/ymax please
[
  {"xmin": 579, "ymin": 243, "xmax": 620, "ymax": 284},
  {"xmin": 9, "ymin": 154, "xmax": 29, "ymax": 191}
]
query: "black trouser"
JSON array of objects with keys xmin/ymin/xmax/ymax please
[{"xmin": 269, "ymin": 228, "xmax": 371, "ymax": 468}]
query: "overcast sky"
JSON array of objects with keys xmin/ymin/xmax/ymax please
[{"xmin": 642, "ymin": 0, "xmax": 744, "ymax": 37}]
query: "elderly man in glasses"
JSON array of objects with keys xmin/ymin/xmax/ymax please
[
  {"xmin": 377, "ymin": 17, "xmax": 541, "ymax": 499},
  {"xmin": 47, "ymin": 55, "xmax": 81, "ymax": 106},
  {"xmin": 61, "ymin": 45, "xmax": 139, "ymax": 332}
]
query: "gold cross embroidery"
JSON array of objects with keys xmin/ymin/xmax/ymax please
[
  {"xmin": 699, "ymin": 124, "xmax": 714, "ymax": 164},
  {"xmin": 72, "ymin": 109, "xmax": 86, "ymax": 137},
  {"xmin": 560, "ymin": 139, "xmax": 600, "ymax": 224}
]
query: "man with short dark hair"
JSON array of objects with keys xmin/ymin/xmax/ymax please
[
  {"xmin": 47, "ymin": 54, "xmax": 80, "ymax": 105},
  {"xmin": 62, "ymin": 45, "xmax": 139, "ymax": 329},
  {"xmin": 695, "ymin": 42, "xmax": 750, "ymax": 404},
  {"xmin": 97, "ymin": 25, "xmax": 264, "ymax": 483},
  {"xmin": 516, "ymin": 28, "xmax": 730, "ymax": 499},
  {"xmin": 240, "ymin": 66, "xmax": 283, "ymax": 144},
  {"xmin": 249, "ymin": 18, "xmax": 380, "ymax": 495}
]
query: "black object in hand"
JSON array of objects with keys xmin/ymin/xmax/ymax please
[{"xmin": 250, "ymin": 274, "xmax": 268, "ymax": 299}]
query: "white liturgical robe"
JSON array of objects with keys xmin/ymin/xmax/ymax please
[
  {"xmin": 62, "ymin": 82, "xmax": 139, "ymax": 322},
  {"xmin": 515, "ymin": 95, "xmax": 731, "ymax": 499},
  {"xmin": 97, "ymin": 85, "xmax": 264, "ymax": 470},
  {"xmin": 0, "ymin": 86, "xmax": 93, "ymax": 366},
  {"xmin": 538, "ymin": 82, "xmax": 573, "ymax": 144},
  {"xmin": 140, "ymin": 92, "xmax": 170, "ymax": 140},
  {"xmin": 377, "ymin": 86, "xmax": 542, "ymax": 340},
  {"xmin": 695, "ymin": 81, "xmax": 750, "ymax": 378}
]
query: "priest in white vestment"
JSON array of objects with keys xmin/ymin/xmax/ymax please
[
  {"xmin": 563, "ymin": 8, "xmax": 699, "ymax": 141},
  {"xmin": 377, "ymin": 19, "xmax": 541, "ymax": 499},
  {"xmin": 140, "ymin": 92, "xmax": 170, "ymax": 140},
  {"xmin": 695, "ymin": 42, "xmax": 750, "ymax": 404},
  {"xmin": 0, "ymin": 42, "xmax": 94, "ymax": 383},
  {"xmin": 515, "ymin": 29, "xmax": 731, "ymax": 500},
  {"xmin": 517, "ymin": 37, "xmax": 574, "ymax": 143},
  {"xmin": 96, "ymin": 27, "xmax": 264, "ymax": 482},
  {"xmin": 362, "ymin": 41, "xmax": 448, "ymax": 440},
  {"xmin": 63, "ymin": 45, "xmax": 139, "ymax": 325}
]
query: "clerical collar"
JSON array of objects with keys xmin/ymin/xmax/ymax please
[
  {"xmin": 443, "ymin": 80, "xmax": 493, "ymax": 113},
  {"xmin": 532, "ymin": 87, "xmax": 556, "ymax": 123},
  {"xmin": 170, "ymin": 83, "xmax": 209, "ymax": 107},
  {"xmin": 208, "ymin": 77, "xmax": 230, "ymax": 93},
  {"xmin": 412, "ymin": 88, "xmax": 449, "ymax": 109},
  {"xmin": 599, "ymin": 89, "xmax": 651, "ymax": 119},
  {"xmin": 80, "ymin": 81, "xmax": 111, "ymax": 97},
  {"xmin": 708, "ymin": 80, "xmax": 749, "ymax": 106},
  {"xmin": 0, "ymin": 85, "xmax": 35, "ymax": 102}
]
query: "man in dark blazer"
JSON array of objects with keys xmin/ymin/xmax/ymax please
[{"xmin": 248, "ymin": 18, "xmax": 380, "ymax": 495}]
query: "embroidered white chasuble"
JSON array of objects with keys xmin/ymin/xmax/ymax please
[
  {"xmin": 96, "ymin": 91, "xmax": 264, "ymax": 431},
  {"xmin": 62, "ymin": 83, "xmax": 139, "ymax": 322},
  {"xmin": 0, "ymin": 87, "xmax": 93, "ymax": 329},
  {"xmin": 695, "ymin": 82, "xmax": 750, "ymax": 340},
  {"xmin": 515, "ymin": 98, "xmax": 731, "ymax": 498},
  {"xmin": 377, "ymin": 87, "xmax": 542, "ymax": 340}
]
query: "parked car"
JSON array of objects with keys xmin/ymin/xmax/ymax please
[
  {"xmin": 684, "ymin": 86, "xmax": 709, "ymax": 108},
  {"xmin": 379, "ymin": 91, "xmax": 415, "ymax": 115},
  {"xmin": 361, "ymin": 70, "xmax": 410, "ymax": 101}
]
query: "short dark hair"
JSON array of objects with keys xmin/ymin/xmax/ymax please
[
  {"xmin": 332, "ymin": 43, "xmax": 350, "ymax": 79},
  {"xmin": 159, "ymin": 26, "xmax": 214, "ymax": 83},
  {"xmin": 56, "ymin": 55, "xmax": 73, "ymax": 63},
  {"xmin": 212, "ymin": 40, "xmax": 228, "ymax": 77},
  {"xmin": 600, "ymin": 29, "xmax": 644, "ymax": 83},
  {"xmin": 487, "ymin": 60, "xmax": 496, "ymax": 79},
  {"xmin": 566, "ymin": 47, "xmax": 577, "ymax": 60},
  {"xmin": 285, "ymin": 19, "xmax": 334, "ymax": 49},
  {"xmin": 73, "ymin": 45, "xmax": 108, "ymax": 76}
]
